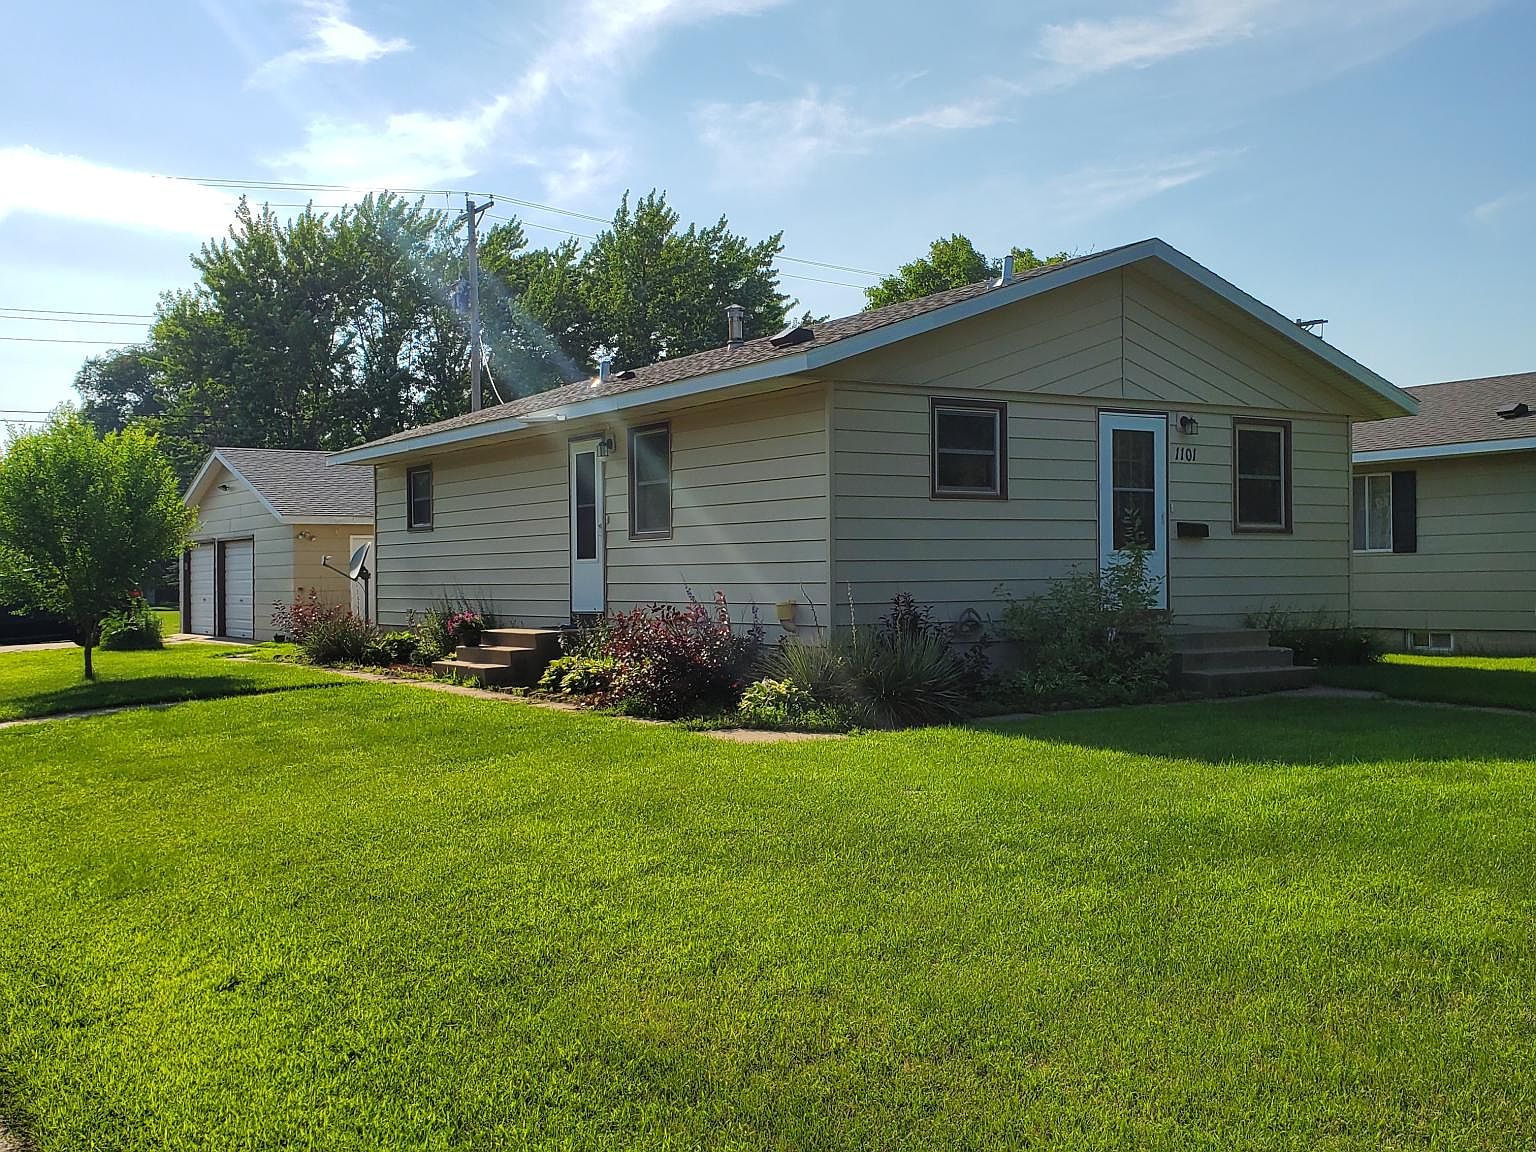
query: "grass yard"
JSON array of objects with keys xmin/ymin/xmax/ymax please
[
  {"xmin": 1, "ymin": 670, "xmax": 1533, "ymax": 1150},
  {"xmin": 153, "ymin": 607, "xmax": 181, "ymax": 634},
  {"xmin": 0, "ymin": 643, "xmax": 343, "ymax": 721},
  {"xmin": 1320, "ymin": 653, "xmax": 1536, "ymax": 712}
]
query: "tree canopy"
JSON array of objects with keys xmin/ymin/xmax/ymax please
[
  {"xmin": 864, "ymin": 235, "xmax": 1072, "ymax": 309},
  {"xmin": 0, "ymin": 411, "xmax": 195, "ymax": 679},
  {"xmin": 75, "ymin": 190, "xmax": 790, "ymax": 480}
]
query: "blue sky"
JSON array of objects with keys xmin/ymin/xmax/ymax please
[{"xmin": 1, "ymin": 0, "xmax": 1532, "ymax": 420}]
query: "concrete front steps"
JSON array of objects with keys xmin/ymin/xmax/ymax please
[
  {"xmin": 431, "ymin": 627, "xmax": 564, "ymax": 688},
  {"xmin": 1170, "ymin": 628, "xmax": 1314, "ymax": 696}
]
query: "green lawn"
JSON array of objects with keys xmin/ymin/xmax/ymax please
[
  {"xmin": 1, "ymin": 667, "xmax": 1533, "ymax": 1149},
  {"xmin": 0, "ymin": 643, "xmax": 344, "ymax": 721},
  {"xmin": 153, "ymin": 607, "xmax": 181, "ymax": 634},
  {"xmin": 1320, "ymin": 653, "xmax": 1536, "ymax": 711}
]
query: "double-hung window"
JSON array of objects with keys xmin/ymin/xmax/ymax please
[
  {"xmin": 1233, "ymin": 420, "xmax": 1291, "ymax": 531},
  {"xmin": 931, "ymin": 399, "xmax": 1007, "ymax": 498},
  {"xmin": 628, "ymin": 423, "xmax": 672, "ymax": 538},
  {"xmin": 1353, "ymin": 473, "xmax": 1394, "ymax": 551},
  {"xmin": 406, "ymin": 465, "xmax": 433, "ymax": 530}
]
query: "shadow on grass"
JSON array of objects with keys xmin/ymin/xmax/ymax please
[
  {"xmin": 974, "ymin": 695, "xmax": 1536, "ymax": 767},
  {"xmin": 7, "ymin": 678, "xmax": 354, "ymax": 722},
  {"xmin": 1318, "ymin": 662, "xmax": 1536, "ymax": 713}
]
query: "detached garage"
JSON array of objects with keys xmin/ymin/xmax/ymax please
[{"xmin": 181, "ymin": 448, "xmax": 375, "ymax": 641}]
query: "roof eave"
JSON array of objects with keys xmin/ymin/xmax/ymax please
[
  {"xmin": 334, "ymin": 237, "xmax": 1415, "ymax": 463},
  {"xmin": 1353, "ymin": 435, "xmax": 1536, "ymax": 465}
]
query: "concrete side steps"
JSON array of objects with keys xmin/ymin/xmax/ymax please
[
  {"xmin": 1179, "ymin": 665, "xmax": 1315, "ymax": 696},
  {"xmin": 1167, "ymin": 628, "xmax": 1272, "ymax": 652},
  {"xmin": 1174, "ymin": 645, "xmax": 1296, "ymax": 673},
  {"xmin": 434, "ymin": 627, "xmax": 565, "ymax": 688}
]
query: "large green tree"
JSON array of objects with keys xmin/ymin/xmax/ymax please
[
  {"xmin": 865, "ymin": 235, "xmax": 1072, "ymax": 309},
  {"xmin": 0, "ymin": 411, "xmax": 195, "ymax": 679}
]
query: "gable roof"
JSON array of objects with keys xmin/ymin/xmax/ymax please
[
  {"xmin": 1353, "ymin": 371, "xmax": 1536, "ymax": 464},
  {"xmin": 332, "ymin": 238, "xmax": 1416, "ymax": 465},
  {"xmin": 185, "ymin": 448, "xmax": 375, "ymax": 524}
]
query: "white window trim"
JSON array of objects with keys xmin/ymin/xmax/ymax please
[{"xmin": 1353, "ymin": 471, "xmax": 1394, "ymax": 553}]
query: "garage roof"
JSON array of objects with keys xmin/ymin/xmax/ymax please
[{"xmin": 185, "ymin": 448, "xmax": 375, "ymax": 524}]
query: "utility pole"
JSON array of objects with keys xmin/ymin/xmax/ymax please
[{"xmin": 455, "ymin": 194, "xmax": 494, "ymax": 411}]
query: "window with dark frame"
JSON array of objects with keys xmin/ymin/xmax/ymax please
[
  {"xmin": 406, "ymin": 465, "xmax": 433, "ymax": 529},
  {"xmin": 1353, "ymin": 472, "xmax": 1393, "ymax": 551},
  {"xmin": 1233, "ymin": 421, "xmax": 1290, "ymax": 530},
  {"xmin": 628, "ymin": 423, "xmax": 672, "ymax": 538},
  {"xmin": 931, "ymin": 399, "xmax": 1006, "ymax": 498}
]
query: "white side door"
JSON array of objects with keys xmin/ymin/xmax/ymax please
[
  {"xmin": 569, "ymin": 440, "xmax": 606, "ymax": 615},
  {"xmin": 222, "ymin": 538, "xmax": 255, "ymax": 639},
  {"xmin": 349, "ymin": 534, "xmax": 375, "ymax": 621},
  {"xmin": 1098, "ymin": 412, "xmax": 1169, "ymax": 609},
  {"xmin": 189, "ymin": 544, "xmax": 215, "ymax": 635}
]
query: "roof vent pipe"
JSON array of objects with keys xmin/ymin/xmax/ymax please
[
  {"xmin": 597, "ymin": 357, "xmax": 611, "ymax": 387},
  {"xmin": 725, "ymin": 303, "xmax": 745, "ymax": 348},
  {"xmin": 997, "ymin": 253, "xmax": 1015, "ymax": 286}
]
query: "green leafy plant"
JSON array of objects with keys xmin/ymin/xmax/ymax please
[
  {"xmin": 1243, "ymin": 606, "xmax": 1381, "ymax": 666},
  {"xmin": 737, "ymin": 677, "xmax": 816, "ymax": 726},
  {"xmin": 99, "ymin": 592, "xmax": 164, "ymax": 651},
  {"xmin": 538, "ymin": 655, "xmax": 620, "ymax": 697},
  {"xmin": 364, "ymin": 631, "xmax": 418, "ymax": 667},
  {"xmin": 996, "ymin": 546, "xmax": 1171, "ymax": 710},
  {"xmin": 0, "ymin": 411, "xmax": 195, "ymax": 678}
]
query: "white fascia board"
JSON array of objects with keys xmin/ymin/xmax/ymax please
[
  {"xmin": 334, "ymin": 238, "xmax": 1415, "ymax": 463},
  {"xmin": 290, "ymin": 513, "xmax": 376, "ymax": 526},
  {"xmin": 182, "ymin": 448, "xmax": 286, "ymax": 524},
  {"xmin": 1352, "ymin": 436, "xmax": 1536, "ymax": 465}
]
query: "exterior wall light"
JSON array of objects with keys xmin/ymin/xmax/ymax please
[
  {"xmin": 595, "ymin": 435, "xmax": 616, "ymax": 458},
  {"xmin": 1178, "ymin": 415, "xmax": 1200, "ymax": 436}
]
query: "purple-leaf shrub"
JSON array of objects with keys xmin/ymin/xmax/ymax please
[{"xmin": 600, "ymin": 590, "xmax": 763, "ymax": 718}]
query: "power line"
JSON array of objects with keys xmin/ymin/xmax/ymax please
[
  {"xmin": 0, "ymin": 306, "xmax": 155, "ymax": 319},
  {"xmin": 163, "ymin": 173, "xmax": 882, "ymax": 278},
  {"xmin": 0, "ymin": 336, "xmax": 134, "ymax": 346},
  {"xmin": 0, "ymin": 314, "xmax": 152, "ymax": 328}
]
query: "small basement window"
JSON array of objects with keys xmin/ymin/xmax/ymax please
[
  {"xmin": 1408, "ymin": 630, "xmax": 1453, "ymax": 653},
  {"xmin": 1233, "ymin": 420, "xmax": 1291, "ymax": 531},
  {"xmin": 628, "ymin": 423, "xmax": 672, "ymax": 538},
  {"xmin": 1353, "ymin": 473, "xmax": 1392, "ymax": 551},
  {"xmin": 406, "ymin": 465, "xmax": 433, "ymax": 530},
  {"xmin": 931, "ymin": 398, "xmax": 1007, "ymax": 498}
]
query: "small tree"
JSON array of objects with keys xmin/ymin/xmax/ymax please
[{"xmin": 0, "ymin": 410, "xmax": 195, "ymax": 679}]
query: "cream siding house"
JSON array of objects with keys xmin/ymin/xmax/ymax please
[
  {"xmin": 181, "ymin": 448, "xmax": 375, "ymax": 641},
  {"xmin": 1351, "ymin": 371, "xmax": 1536, "ymax": 654},
  {"xmin": 332, "ymin": 239, "xmax": 1414, "ymax": 639}
]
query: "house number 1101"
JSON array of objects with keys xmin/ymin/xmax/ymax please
[{"xmin": 1172, "ymin": 445, "xmax": 1198, "ymax": 462}]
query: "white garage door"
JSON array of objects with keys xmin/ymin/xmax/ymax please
[
  {"xmin": 189, "ymin": 545, "xmax": 215, "ymax": 636},
  {"xmin": 222, "ymin": 539, "xmax": 255, "ymax": 639}
]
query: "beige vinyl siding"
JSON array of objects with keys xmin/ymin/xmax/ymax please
[
  {"xmin": 185, "ymin": 463, "xmax": 290, "ymax": 641},
  {"xmin": 1352, "ymin": 453, "xmax": 1536, "ymax": 646},
  {"xmin": 374, "ymin": 384, "xmax": 831, "ymax": 632},
  {"xmin": 293, "ymin": 524, "xmax": 373, "ymax": 614},
  {"xmin": 828, "ymin": 267, "xmax": 1356, "ymax": 629}
]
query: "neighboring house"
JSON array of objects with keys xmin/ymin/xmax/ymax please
[
  {"xmin": 329, "ymin": 238, "xmax": 1415, "ymax": 640},
  {"xmin": 1351, "ymin": 371, "xmax": 1536, "ymax": 654},
  {"xmin": 181, "ymin": 448, "xmax": 375, "ymax": 641}
]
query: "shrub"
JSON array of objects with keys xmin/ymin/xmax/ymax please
[
  {"xmin": 364, "ymin": 630, "xmax": 418, "ymax": 666},
  {"xmin": 599, "ymin": 590, "xmax": 762, "ymax": 719},
  {"xmin": 738, "ymin": 677, "xmax": 815, "ymax": 724},
  {"xmin": 538, "ymin": 654, "xmax": 620, "ymax": 696},
  {"xmin": 763, "ymin": 593, "xmax": 978, "ymax": 729},
  {"xmin": 996, "ymin": 546, "xmax": 1170, "ymax": 710},
  {"xmin": 1243, "ymin": 606, "xmax": 1381, "ymax": 666},
  {"xmin": 99, "ymin": 593, "xmax": 163, "ymax": 651},
  {"xmin": 273, "ymin": 591, "xmax": 372, "ymax": 665}
]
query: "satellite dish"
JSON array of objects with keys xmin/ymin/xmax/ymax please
[{"xmin": 347, "ymin": 541, "xmax": 371, "ymax": 580}]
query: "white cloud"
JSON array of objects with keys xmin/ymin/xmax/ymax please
[
  {"xmin": 698, "ymin": 89, "xmax": 1003, "ymax": 188},
  {"xmin": 1470, "ymin": 189, "xmax": 1532, "ymax": 223},
  {"xmin": 0, "ymin": 146, "xmax": 237, "ymax": 237},
  {"xmin": 269, "ymin": 0, "xmax": 784, "ymax": 190},
  {"xmin": 253, "ymin": 0, "xmax": 408, "ymax": 81},
  {"xmin": 1039, "ymin": 0, "xmax": 1272, "ymax": 75},
  {"xmin": 269, "ymin": 97, "xmax": 517, "ymax": 188},
  {"xmin": 1055, "ymin": 151, "xmax": 1237, "ymax": 218}
]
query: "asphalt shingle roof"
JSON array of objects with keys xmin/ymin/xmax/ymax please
[
  {"xmin": 214, "ymin": 447, "xmax": 375, "ymax": 520},
  {"xmin": 356, "ymin": 247, "xmax": 1126, "ymax": 451},
  {"xmin": 1353, "ymin": 371, "xmax": 1536, "ymax": 453}
]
